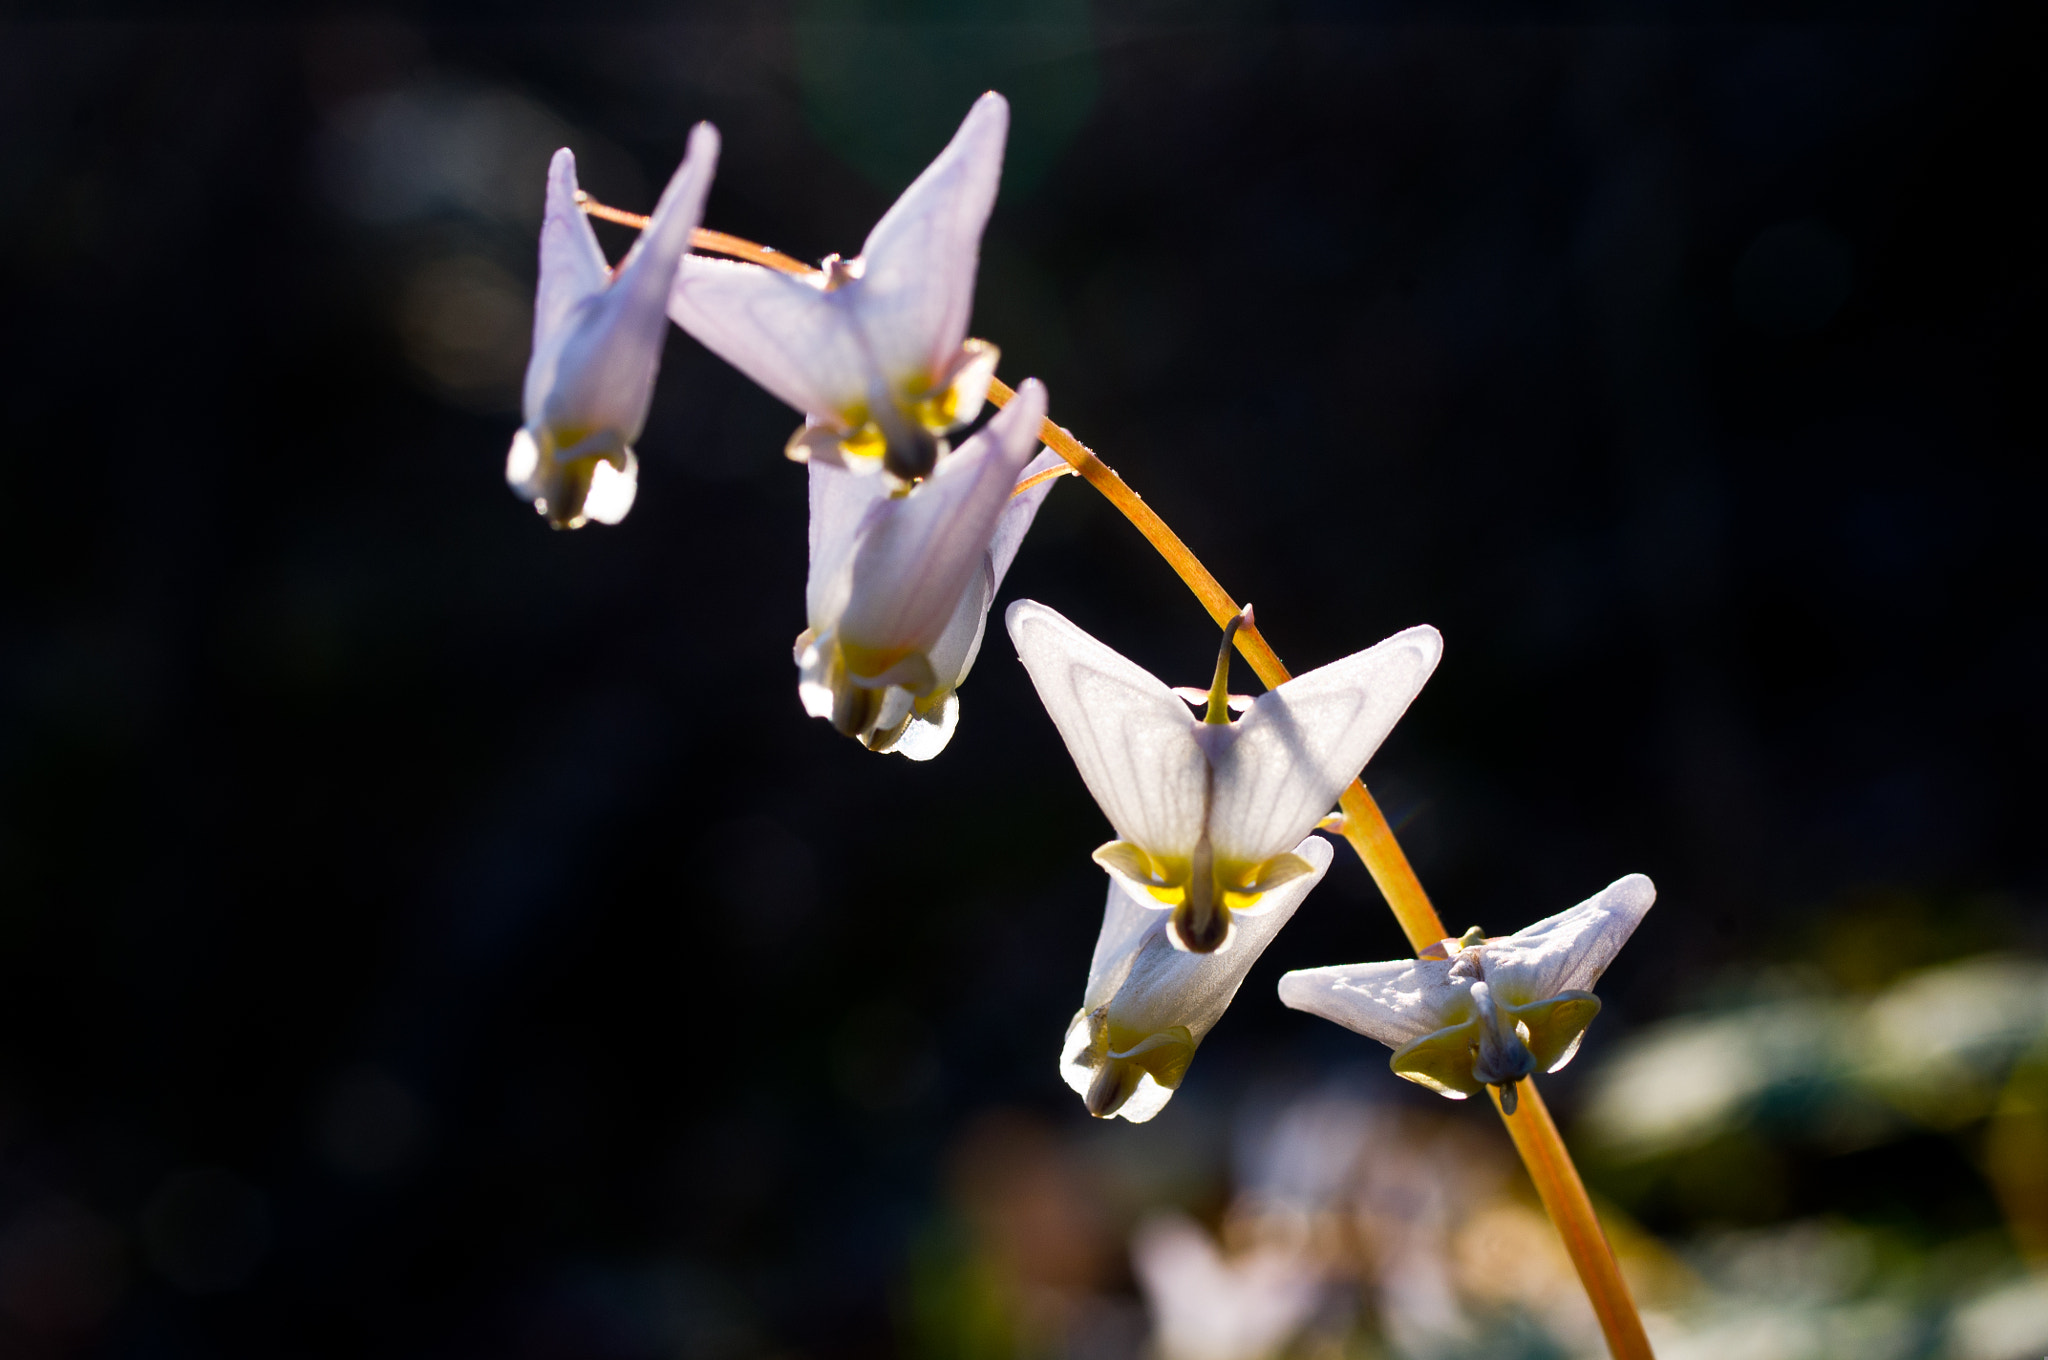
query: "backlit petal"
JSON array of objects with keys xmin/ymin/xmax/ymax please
[
  {"xmin": 855, "ymin": 92, "xmax": 1008, "ymax": 391},
  {"xmin": 1277, "ymin": 956, "xmax": 1472, "ymax": 1048},
  {"xmin": 1007, "ymin": 600, "xmax": 1207, "ymax": 863},
  {"xmin": 1208, "ymin": 624, "xmax": 1442, "ymax": 867},
  {"xmin": 670, "ymin": 256, "xmax": 871, "ymax": 419},
  {"xmin": 1480, "ymin": 873, "xmax": 1655, "ymax": 1008},
  {"xmin": 835, "ymin": 380, "xmax": 1047, "ymax": 681}
]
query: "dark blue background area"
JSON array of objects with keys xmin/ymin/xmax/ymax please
[{"xmin": 0, "ymin": 6, "xmax": 2041, "ymax": 1356}]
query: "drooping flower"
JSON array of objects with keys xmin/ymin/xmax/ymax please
[
  {"xmin": 1007, "ymin": 601, "xmax": 1442, "ymax": 953},
  {"xmin": 506, "ymin": 125, "xmax": 719, "ymax": 529},
  {"xmin": 1064, "ymin": 838, "xmax": 1332, "ymax": 1122},
  {"xmin": 1132, "ymin": 1212, "xmax": 1323, "ymax": 1360},
  {"xmin": 669, "ymin": 93, "xmax": 1007, "ymax": 485},
  {"xmin": 1278, "ymin": 874, "xmax": 1656, "ymax": 1113},
  {"xmin": 797, "ymin": 379, "xmax": 1051, "ymax": 749}
]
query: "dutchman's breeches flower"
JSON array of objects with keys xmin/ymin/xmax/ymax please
[
  {"xmin": 507, "ymin": 124, "xmax": 719, "ymax": 529},
  {"xmin": 1065, "ymin": 839, "xmax": 1333, "ymax": 1122},
  {"xmin": 797, "ymin": 379, "xmax": 1052, "ymax": 754},
  {"xmin": 1278, "ymin": 873, "xmax": 1656, "ymax": 1113},
  {"xmin": 1007, "ymin": 601, "xmax": 1442, "ymax": 954},
  {"xmin": 668, "ymin": 93, "xmax": 1008, "ymax": 486}
]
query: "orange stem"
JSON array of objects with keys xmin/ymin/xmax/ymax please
[{"xmin": 1491, "ymin": 1082, "xmax": 1655, "ymax": 1360}]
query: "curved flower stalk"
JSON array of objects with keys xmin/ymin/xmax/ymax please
[
  {"xmin": 797, "ymin": 380, "xmax": 1051, "ymax": 749},
  {"xmin": 1132, "ymin": 1212, "xmax": 1323, "ymax": 1360},
  {"xmin": 1065, "ymin": 838, "xmax": 1332, "ymax": 1121},
  {"xmin": 669, "ymin": 93, "xmax": 1007, "ymax": 485},
  {"xmin": 1279, "ymin": 874, "xmax": 1655, "ymax": 1113},
  {"xmin": 1007, "ymin": 601, "xmax": 1442, "ymax": 953},
  {"xmin": 507, "ymin": 124, "xmax": 719, "ymax": 529}
]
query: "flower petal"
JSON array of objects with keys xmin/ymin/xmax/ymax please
[
  {"xmin": 917, "ymin": 446, "xmax": 1065, "ymax": 708},
  {"xmin": 538, "ymin": 127, "xmax": 718, "ymax": 447},
  {"xmin": 836, "ymin": 380, "xmax": 1047, "ymax": 683},
  {"xmin": 1480, "ymin": 873, "xmax": 1655, "ymax": 1008},
  {"xmin": 1277, "ymin": 955, "xmax": 1471, "ymax": 1048},
  {"xmin": 1207, "ymin": 624, "xmax": 1442, "ymax": 867},
  {"xmin": 855, "ymin": 92, "xmax": 1008, "ymax": 391},
  {"xmin": 1065, "ymin": 838, "xmax": 1332, "ymax": 1123},
  {"xmin": 1007, "ymin": 599, "xmax": 1207, "ymax": 864},
  {"xmin": 804, "ymin": 459, "xmax": 889, "ymax": 632},
  {"xmin": 529, "ymin": 148, "xmax": 610, "ymax": 375},
  {"xmin": 582, "ymin": 449, "xmax": 638, "ymax": 525},
  {"xmin": 670, "ymin": 256, "xmax": 871, "ymax": 420}
]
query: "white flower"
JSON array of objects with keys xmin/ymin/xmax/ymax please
[
  {"xmin": 1278, "ymin": 874, "xmax": 1656, "ymax": 1113},
  {"xmin": 1064, "ymin": 838, "xmax": 1332, "ymax": 1122},
  {"xmin": 797, "ymin": 380, "xmax": 1051, "ymax": 750},
  {"xmin": 506, "ymin": 124, "xmax": 719, "ymax": 529},
  {"xmin": 668, "ymin": 93, "xmax": 1007, "ymax": 484},
  {"xmin": 1132, "ymin": 1213, "xmax": 1323, "ymax": 1360},
  {"xmin": 1006, "ymin": 601, "xmax": 1442, "ymax": 953}
]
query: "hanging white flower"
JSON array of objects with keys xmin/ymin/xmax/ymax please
[
  {"xmin": 1064, "ymin": 838, "xmax": 1332, "ymax": 1122},
  {"xmin": 1278, "ymin": 874, "xmax": 1656, "ymax": 1113},
  {"xmin": 668, "ymin": 93, "xmax": 1007, "ymax": 485},
  {"xmin": 1006, "ymin": 601, "xmax": 1442, "ymax": 953},
  {"xmin": 797, "ymin": 380, "xmax": 1051, "ymax": 750},
  {"xmin": 507, "ymin": 124, "xmax": 718, "ymax": 528}
]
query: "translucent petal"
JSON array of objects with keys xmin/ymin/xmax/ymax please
[
  {"xmin": 1277, "ymin": 955, "xmax": 1473, "ymax": 1049},
  {"xmin": 1480, "ymin": 873, "xmax": 1656, "ymax": 1008},
  {"xmin": 918, "ymin": 446, "xmax": 1064, "ymax": 702},
  {"xmin": 804, "ymin": 460, "xmax": 888, "ymax": 631},
  {"xmin": 670, "ymin": 256, "xmax": 871, "ymax": 420},
  {"xmin": 1501, "ymin": 991, "xmax": 1603, "ymax": 1073},
  {"xmin": 529, "ymin": 148, "xmax": 609, "ymax": 374},
  {"xmin": 855, "ymin": 92, "xmax": 1008, "ymax": 392},
  {"xmin": 505, "ymin": 427, "xmax": 543, "ymax": 498},
  {"xmin": 582, "ymin": 450, "xmax": 638, "ymax": 525},
  {"xmin": 835, "ymin": 380, "xmax": 1046, "ymax": 679},
  {"xmin": 1207, "ymin": 624, "xmax": 1442, "ymax": 867},
  {"xmin": 1007, "ymin": 600, "xmax": 1208, "ymax": 863},
  {"xmin": 884, "ymin": 690, "xmax": 958, "ymax": 761},
  {"xmin": 537, "ymin": 126, "xmax": 718, "ymax": 449},
  {"xmin": 1068, "ymin": 839, "xmax": 1331, "ymax": 1124}
]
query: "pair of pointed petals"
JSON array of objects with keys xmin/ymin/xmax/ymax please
[
  {"xmin": 669, "ymin": 93, "xmax": 1008, "ymax": 484},
  {"xmin": 507, "ymin": 124, "xmax": 720, "ymax": 529},
  {"xmin": 1064, "ymin": 838, "xmax": 1334, "ymax": 1123},
  {"xmin": 797, "ymin": 380, "xmax": 1054, "ymax": 757},
  {"xmin": 1007, "ymin": 601, "xmax": 1443, "ymax": 954},
  {"xmin": 1278, "ymin": 873, "xmax": 1656, "ymax": 1108}
]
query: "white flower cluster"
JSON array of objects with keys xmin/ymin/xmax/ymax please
[{"xmin": 508, "ymin": 90, "xmax": 1656, "ymax": 1124}]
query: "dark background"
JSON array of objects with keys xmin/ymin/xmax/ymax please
[{"xmin": 1, "ymin": 6, "xmax": 2042, "ymax": 1357}]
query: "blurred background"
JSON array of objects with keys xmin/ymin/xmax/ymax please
[{"xmin": 1, "ymin": 5, "xmax": 2043, "ymax": 1357}]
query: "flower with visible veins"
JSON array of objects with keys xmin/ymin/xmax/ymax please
[
  {"xmin": 1064, "ymin": 838, "xmax": 1332, "ymax": 1121},
  {"xmin": 507, "ymin": 124, "xmax": 718, "ymax": 529},
  {"xmin": 668, "ymin": 93, "xmax": 1007, "ymax": 485},
  {"xmin": 1007, "ymin": 601, "xmax": 1442, "ymax": 954},
  {"xmin": 1278, "ymin": 874, "xmax": 1656, "ymax": 1113},
  {"xmin": 798, "ymin": 379, "xmax": 1052, "ymax": 750}
]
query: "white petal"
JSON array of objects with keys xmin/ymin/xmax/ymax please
[
  {"xmin": 670, "ymin": 256, "xmax": 870, "ymax": 421},
  {"xmin": 530, "ymin": 149, "xmax": 609, "ymax": 361},
  {"xmin": 804, "ymin": 460, "xmax": 888, "ymax": 632},
  {"xmin": 919, "ymin": 446, "xmax": 1065, "ymax": 698},
  {"xmin": 854, "ymin": 92, "xmax": 1008, "ymax": 391},
  {"xmin": 1481, "ymin": 873, "xmax": 1656, "ymax": 1007},
  {"xmin": 886, "ymin": 691, "xmax": 959, "ymax": 761},
  {"xmin": 1107, "ymin": 837, "xmax": 1331, "ymax": 1045},
  {"xmin": 1006, "ymin": 600, "xmax": 1207, "ymax": 863},
  {"xmin": 582, "ymin": 451, "xmax": 638, "ymax": 525},
  {"xmin": 1277, "ymin": 955, "xmax": 1471, "ymax": 1048},
  {"xmin": 538, "ymin": 127, "xmax": 719, "ymax": 450},
  {"xmin": 1207, "ymin": 624, "xmax": 1443, "ymax": 867},
  {"xmin": 836, "ymin": 380, "xmax": 1047, "ymax": 673},
  {"xmin": 505, "ymin": 427, "xmax": 543, "ymax": 498}
]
